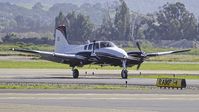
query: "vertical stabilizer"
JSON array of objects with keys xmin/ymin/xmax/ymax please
[{"xmin": 54, "ymin": 26, "xmax": 69, "ymax": 53}]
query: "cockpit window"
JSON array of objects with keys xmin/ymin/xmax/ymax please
[
  {"xmin": 88, "ymin": 44, "xmax": 93, "ymax": 50},
  {"xmin": 100, "ymin": 42, "xmax": 115, "ymax": 48},
  {"xmin": 84, "ymin": 45, "xmax": 88, "ymax": 50},
  {"xmin": 94, "ymin": 43, "xmax": 99, "ymax": 49}
]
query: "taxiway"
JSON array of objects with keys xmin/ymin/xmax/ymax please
[{"xmin": 0, "ymin": 69, "xmax": 199, "ymax": 87}]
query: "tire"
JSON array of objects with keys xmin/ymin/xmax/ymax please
[
  {"xmin": 121, "ymin": 69, "xmax": 128, "ymax": 79},
  {"xmin": 73, "ymin": 69, "xmax": 79, "ymax": 78}
]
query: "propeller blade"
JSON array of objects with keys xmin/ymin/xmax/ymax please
[
  {"xmin": 137, "ymin": 63, "xmax": 141, "ymax": 70},
  {"xmin": 136, "ymin": 42, "xmax": 141, "ymax": 52}
]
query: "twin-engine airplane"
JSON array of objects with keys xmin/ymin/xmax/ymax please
[{"xmin": 12, "ymin": 26, "xmax": 190, "ymax": 79}]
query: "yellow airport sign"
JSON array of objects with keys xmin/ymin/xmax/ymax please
[{"xmin": 156, "ymin": 78, "xmax": 186, "ymax": 89}]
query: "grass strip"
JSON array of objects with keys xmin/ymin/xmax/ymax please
[
  {"xmin": 139, "ymin": 63, "xmax": 199, "ymax": 71},
  {"xmin": 129, "ymin": 75, "xmax": 199, "ymax": 79},
  {"xmin": 0, "ymin": 83, "xmax": 149, "ymax": 90},
  {"xmin": 0, "ymin": 60, "xmax": 198, "ymax": 70},
  {"xmin": 0, "ymin": 60, "xmax": 66, "ymax": 69}
]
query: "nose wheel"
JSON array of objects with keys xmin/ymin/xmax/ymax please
[
  {"xmin": 121, "ymin": 59, "xmax": 128, "ymax": 79},
  {"xmin": 72, "ymin": 68, "xmax": 79, "ymax": 78},
  {"xmin": 121, "ymin": 69, "xmax": 128, "ymax": 79}
]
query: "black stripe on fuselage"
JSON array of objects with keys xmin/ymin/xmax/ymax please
[
  {"xmin": 42, "ymin": 51, "xmax": 142, "ymax": 67},
  {"xmin": 76, "ymin": 51, "xmax": 141, "ymax": 67}
]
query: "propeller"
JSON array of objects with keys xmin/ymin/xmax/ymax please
[
  {"xmin": 136, "ymin": 42, "xmax": 142, "ymax": 52},
  {"xmin": 135, "ymin": 42, "xmax": 146, "ymax": 70},
  {"xmin": 137, "ymin": 63, "xmax": 141, "ymax": 70}
]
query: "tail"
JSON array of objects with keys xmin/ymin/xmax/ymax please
[{"xmin": 54, "ymin": 25, "xmax": 69, "ymax": 53}]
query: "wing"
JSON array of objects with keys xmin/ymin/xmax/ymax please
[
  {"xmin": 11, "ymin": 48, "xmax": 86, "ymax": 61},
  {"xmin": 146, "ymin": 49, "xmax": 191, "ymax": 57}
]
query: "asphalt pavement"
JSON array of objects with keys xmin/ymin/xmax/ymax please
[
  {"xmin": 0, "ymin": 69, "xmax": 199, "ymax": 112},
  {"xmin": 0, "ymin": 69, "xmax": 199, "ymax": 87},
  {"xmin": 0, "ymin": 90, "xmax": 199, "ymax": 112}
]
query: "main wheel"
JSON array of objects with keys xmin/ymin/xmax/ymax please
[
  {"xmin": 73, "ymin": 69, "xmax": 79, "ymax": 78},
  {"xmin": 121, "ymin": 69, "xmax": 128, "ymax": 79}
]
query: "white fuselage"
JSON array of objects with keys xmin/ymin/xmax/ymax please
[{"xmin": 62, "ymin": 41, "xmax": 128, "ymax": 59}]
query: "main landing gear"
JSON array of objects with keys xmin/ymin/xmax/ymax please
[{"xmin": 72, "ymin": 67, "xmax": 79, "ymax": 78}]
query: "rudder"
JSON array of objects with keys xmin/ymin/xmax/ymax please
[{"xmin": 54, "ymin": 26, "xmax": 69, "ymax": 53}]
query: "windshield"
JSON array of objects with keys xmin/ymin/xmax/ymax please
[{"xmin": 100, "ymin": 41, "xmax": 115, "ymax": 48}]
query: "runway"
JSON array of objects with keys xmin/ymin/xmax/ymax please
[
  {"xmin": 0, "ymin": 69, "xmax": 199, "ymax": 112},
  {"xmin": 0, "ymin": 69, "xmax": 199, "ymax": 87},
  {"xmin": 0, "ymin": 69, "xmax": 199, "ymax": 77},
  {"xmin": 0, "ymin": 90, "xmax": 199, "ymax": 112}
]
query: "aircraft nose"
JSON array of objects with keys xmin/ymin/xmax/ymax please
[
  {"xmin": 101, "ymin": 47, "xmax": 128, "ymax": 59},
  {"xmin": 119, "ymin": 48, "xmax": 128, "ymax": 59},
  {"xmin": 112, "ymin": 47, "xmax": 128, "ymax": 59}
]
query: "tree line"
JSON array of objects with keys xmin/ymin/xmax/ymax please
[
  {"xmin": 0, "ymin": 2, "xmax": 105, "ymax": 33},
  {"xmin": 1, "ymin": 0, "xmax": 199, "ymax": 45},
  {"xmin": 55, "ymin": 0, "xmax": 199, "ymax": 44}
]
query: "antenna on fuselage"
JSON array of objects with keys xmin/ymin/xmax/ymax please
[{"xmin": 86, "ymin": 40, "xmax": 91, "ymax": 44}]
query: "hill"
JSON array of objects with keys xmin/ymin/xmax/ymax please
[{"xmin": 0, "ymin": 0, "xmax": 199, "ymax": 17}]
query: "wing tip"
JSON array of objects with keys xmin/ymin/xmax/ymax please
[
  {"xmin": 175, "ymin": 49, "xmax": 191, "ymax": 53},
  {"xmin": 9, "ymin": 48, "xmax": 15, "ymax": 51}
]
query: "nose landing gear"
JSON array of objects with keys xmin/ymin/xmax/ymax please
[
  {"xmin": 121, "ymin": 69, "xmax": 128, "ymax": 79},
  {"xmin": 72, "ymin": 67, "xmax": 79, "ymax": 78},
  {"xmin": 121, "ymin": 59, "xmax": 128, "ymax": 79}
]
